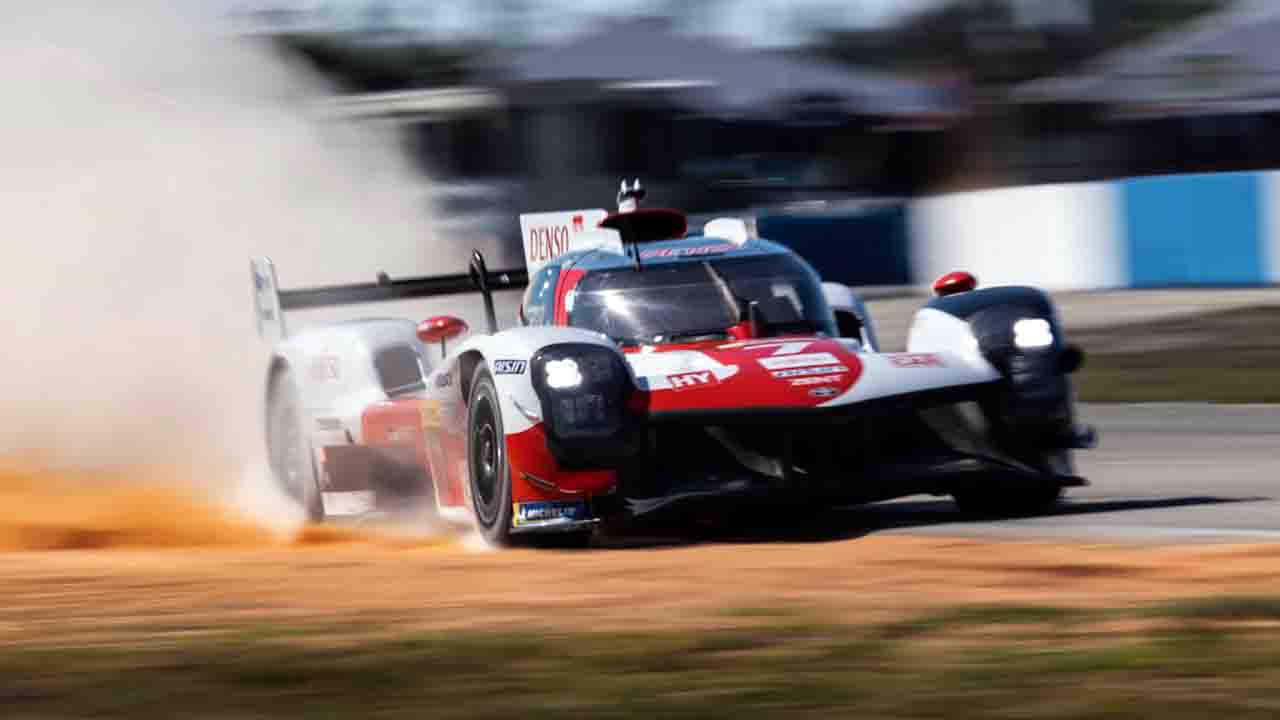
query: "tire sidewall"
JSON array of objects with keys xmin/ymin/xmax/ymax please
[
  {"xmin": 466, "ymin": 366, "xmax": 514, "ymax": 546},
  {"xmin": 267, "ymin": 368, "xmax": 324, "ymax": 522}
]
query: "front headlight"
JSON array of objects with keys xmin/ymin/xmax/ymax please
[
  {"xmin": 531, "ymin": 344, "xmax": 628, "ymax": 436},
  {"xmin": 1013, "ymin": 318, "xmax": 1054, "ymax": 350},
  {"xmin": 544, "ymin": 358, "xmax": 583, "ymax": 389},
  {"xmin": 529, "ymin": 343, "xmax": 638, "ymax": 468}
]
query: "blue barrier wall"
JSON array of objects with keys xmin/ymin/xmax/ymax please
[
  {"xmin": 757, "ymin": 205, "xmax": 912, "ymax": 286},
  {"xmin": 758, "ymin": 173, "xmax": 1275, "ymax": 292},
  {"xmin": 1123, "ymin": 173, "xmax": 1266, "ymax": 287},
  {"xmin": 908, "ymin": 172, "xmax": 1278, "ymax": 292}
]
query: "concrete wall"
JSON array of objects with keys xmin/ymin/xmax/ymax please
[
  {"xmin": 908, "ymin": 172, "xmax": 1280, "ymax": 291},
  {"xmin": 910, "ymin": 183, "xmax": 1125, "ymax": 291}
]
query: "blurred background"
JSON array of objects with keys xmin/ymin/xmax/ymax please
[
  {"xmin": 218, "ymin": 0, "xmax": 1280, "ymax": 291},
  {"xmin": 1, "ymin": 7, "xmax": 1278, "ymax": 716}
]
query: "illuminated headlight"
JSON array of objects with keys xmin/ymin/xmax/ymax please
[
  {"xmin": 1013, "ymin": 318, "xmax": 1054, "ymax": 349},
  {"xmin": 544, "ymin": 358, "xmax": 583, "ymax": 389},
  {"xmin": 531, "ymin": 344, "xmax": 636, "ymax": 458}
]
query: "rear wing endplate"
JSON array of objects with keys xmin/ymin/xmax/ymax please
[{"xmin": 250, "ymin": 253, "xmax": 527, "ymax": 341}]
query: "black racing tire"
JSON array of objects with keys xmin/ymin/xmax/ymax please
[
  {"xmin": 952, "ymin": 485, "xmax": 1063, "ymax": 517},
  {"xmin": 466, "ymin": 365, "xmax": 515, "ymax": 547},
  {"xmin": 266, "ymin": 367, "xmax": 324, "ymax": 521}
]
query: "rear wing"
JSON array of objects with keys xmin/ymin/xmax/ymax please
[
  {"xmin": 518, "ymin": 207, "xmax": 751, "ymax": 274},
  {"xmin": 250, "ymin": 253, "xmax": 527, "ymax": 342}
]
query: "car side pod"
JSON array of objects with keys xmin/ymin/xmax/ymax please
[{"xmin": 933, "ymin": 271, "xmax": 978, "ymax": 297}]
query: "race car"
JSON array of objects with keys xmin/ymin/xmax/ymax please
[{"xmin": 253, "ymin": 180, "xmax": 1096, "ymax": 546}]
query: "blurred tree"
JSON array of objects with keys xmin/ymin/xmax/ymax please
[{"xmin": 806, "ymin": 0, "xmax": 1232, "ymax": 87}]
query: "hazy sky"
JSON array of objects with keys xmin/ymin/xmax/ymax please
[{"xmin": 219, "ymin": 0, "xmax": 951, "ymax": 46}]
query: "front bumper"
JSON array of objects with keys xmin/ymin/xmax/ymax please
[{"xmin": 619, "ymin": 452, "xmax": 1089, "ymax": 519}]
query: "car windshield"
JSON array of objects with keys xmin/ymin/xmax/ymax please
[{"xmin": 568, "ymin": 253, "xmax": 834, "ymax": 345}]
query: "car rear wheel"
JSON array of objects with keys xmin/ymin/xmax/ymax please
[
  {"xmin": 267, "ymin": 367, "xmax": 324, "ymax": 521},
  {"xmin": 466, "ymin": 366, "xmax": 514, "ymax": 546}
]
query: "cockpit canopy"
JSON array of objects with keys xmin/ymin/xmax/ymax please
[{"xmin": 567, "ymin": 253, "xmax": 835, "ymax": 346}]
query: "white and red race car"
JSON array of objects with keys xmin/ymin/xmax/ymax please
[{"xmin": 253, "ymin": 181, "xmax": 1095, "ymax": 546}]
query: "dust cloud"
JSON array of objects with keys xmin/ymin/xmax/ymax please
[{"xmin": 0, "ymin": 2, "xmax": 471, "ymax": 544}]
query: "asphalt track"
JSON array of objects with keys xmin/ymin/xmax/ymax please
[
  {"xmin": 845, "ymin": 404, "xmax": 1280, "ymax": 544},
  {"xmin": 842, "ymin": 289, "xmax": 1280, "ymax": 543}
]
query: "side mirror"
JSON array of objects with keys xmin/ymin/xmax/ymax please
[
  {"xmin": 933, "ymin": 271, "xmax": 978, "ymax": 297},
  {"xmin": 417, "ymin": 315, "xmax": 468, "ymax": 355}
]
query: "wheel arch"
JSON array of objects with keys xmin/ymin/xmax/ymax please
[
  {"xmin": 448, "ymin": 326, "xmax": 620, "ymax": 436},
  {"xmin": 458, "ymin": 349, "xmax": 485, "ymax": 407}
]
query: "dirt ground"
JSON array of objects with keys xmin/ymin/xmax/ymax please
[
  {"xmin": 2, "ymin": 462, "xmax": 1279, "ymax": 647},
  {"xmin": 5, "ymin": 534, "xmax": 1280, "ymax": 646}
]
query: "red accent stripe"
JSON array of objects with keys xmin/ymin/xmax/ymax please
[{"xmin": 553, "ymin": 267, "xmax": 586, "ymax": 326}]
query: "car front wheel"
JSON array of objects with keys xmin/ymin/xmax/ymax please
[{"xmin": 466, "ymin": 365, "xmax": 514, "ymax": 546}]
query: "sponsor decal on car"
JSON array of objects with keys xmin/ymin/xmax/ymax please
[
  {"xmin": 639, "ymin": 243, "xmax": 735, "ymax": 259},
  {"xmin": 888, "ymin": 353, "xmax": 945, "ymax": 369},
  {"xmin": 757, "ymin": 352, "xmax": 840, "ymax": 371},
  {"xmin": 719, "ymin": 339, "xmax": 813, "ymax": 355},
  {"xmin": 789, "ymin": 374, "xmax": 844, "ymax": 387},
  {"xmin": 519, "ymin": 209, "xmax": 611, "ymax": 274},
  {"xmin": 809, "ymin": 387, "xmax": 840, "ymax": 398},
  {"xmin": 493, "ymin": 359, "xmax": 527, "ymax": 375},
  {"xmin": 513, "ymin": 500, "xmax": 588, "ymax": 527},
  {"xmin": 666, "ymin": 371, "xmax": 716, "ymax": 389},
  {"xmin": 627, "ymin": 351, "xmax": 740, "ymax": 391},
  {"xmin": 771, "ymin": 365, "xmax": 848, "ymax": 380}
]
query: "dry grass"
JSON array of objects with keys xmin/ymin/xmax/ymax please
[
  {"xmin": 2, "ymin": 600, "xmax": 1280, "ymax": 719},
  {"xmin": 1075, "ymin": 305, "xmax": 1280, "ymax": 403}
]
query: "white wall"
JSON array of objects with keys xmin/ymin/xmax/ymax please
[
  {"xmin": 1262, "ymin": 172, "xmax": 1280, "ymax": 283},
  {"xmin": 908, "ymin": 182, "xmax": 1128, "ymax": 292}
]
